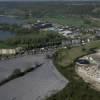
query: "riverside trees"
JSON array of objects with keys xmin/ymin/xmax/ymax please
[{"xmin": 0, "ymin": 24, "xmax": 63, "ymax": 49}]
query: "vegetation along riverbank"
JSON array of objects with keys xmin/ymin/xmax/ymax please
[{"xmin": 47, "ymin": 40, "xmax": 100, "ymax": 100}]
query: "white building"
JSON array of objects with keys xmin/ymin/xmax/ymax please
[
  {"xmin": 41, "ymin": 27, "xmax": 58, "ymax": 32},
  {"xmin": 0, "ymin": 47, "xmax": 23, "ymax": 55},
  {"xmin": 96, "ymin": 30, "xmax": 100, "ymax": 38},
  {"xmin": 0, "ymin": 49, "xmax": 16, "ymax": 55},
  {"xmin": 59, "ymin": 30, "xmax": 73, "ymax": 37}
]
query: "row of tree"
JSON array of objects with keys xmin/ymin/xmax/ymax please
[{"xmin": 0, "ymin": 24, "xmax": 64, "ymax": 49}]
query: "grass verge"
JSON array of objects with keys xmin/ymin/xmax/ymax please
[{"xmin": 47, "ymin": 40, "xmax": 100, "ymax": 100}]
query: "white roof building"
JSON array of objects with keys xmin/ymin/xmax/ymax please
[
  {"xmin": 0, "ymin": 49, "xmax": 16, "ymax": 55},
  {"xmin": 0, "ymin": 47, "xmax": 23, "ymax": 55},
  {"xmin": 41, "ymin": 27, "xmax": 58, "ymax": 32},
  {"xmin": 59, "ymin": 30, "xmax": 73, "ymax": 37}
]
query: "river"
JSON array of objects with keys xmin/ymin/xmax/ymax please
[
  {"xmin": 0, "ymin": 54, "xmax": 68, "ymax": 100},
  {"xmin": 0, "ymin": 16, "xmax": 25, "ymax": 40},
  {"xmin": 0, "ymin": 15, "xmax": 24, "ymax": 25}
]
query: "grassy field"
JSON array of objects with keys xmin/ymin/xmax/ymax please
[
  {"xmin": 0, "ymin": 42, "xmax": 15, "ymax": 49},
  {"xmin": 26, "ymin": 15, "xmax": 100, "ymax": 28},
  {"xmin": 25, "ymin": 16, "xmax": 87, "ymax": 26},
  {"xmin": 55, "ymin": 40, "xmax": 100, "ymax": 67},
  {"xmin": 56, "ymin": 47, "xmax": 86, "ymax": 67},
  {"xmin": 41, "ymin": 16, "xmax": 84, "ymax": 26},
  {"xmin": 47, "ymin": 40, "xmax": 100, "ymax": 100}
]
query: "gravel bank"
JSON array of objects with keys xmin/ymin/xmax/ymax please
[{"xmin": 75, "ymin": 52, "xmax": 100, "ymax": 91}]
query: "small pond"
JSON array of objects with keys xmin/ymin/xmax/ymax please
[
  {"xmin": 0, "ymin": 16, "xmax": 24, "ymax": 25},
  {"xmin": 0, "ymin": 30, "xmax": 15, "ymax": 40}
]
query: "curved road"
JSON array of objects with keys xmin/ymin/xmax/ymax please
[{"xmin": 0, "ymin": 54, "xmax": 68, "ymax": 100}]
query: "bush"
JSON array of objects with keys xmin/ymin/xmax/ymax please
[
  {"xmin": 11, "ymin": 68, "xmax": 22, "ymax": 77},
  {"xmin": 82, "ymin": 47, "xmax": 86, "ymax": 51},
  {"xmin": 46, "ymin": 54, "xmax": 53, "ymax": 59}
]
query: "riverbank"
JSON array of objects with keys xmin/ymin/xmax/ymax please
[
  {"xmin": 47, "ymin": 41, "xmax": 100, "ymax": 100},
  {"xmin": 75, "ymin": 52, "xmax": 100, "ymax": 91}
]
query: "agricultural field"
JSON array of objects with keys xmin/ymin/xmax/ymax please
[
  {"xmin": 0, "ymin": 42, "xmax": 14, "ymax": 49},
  {"xmin": 33, "ymin": 16, "xmax": 84, "ymax": 26}
]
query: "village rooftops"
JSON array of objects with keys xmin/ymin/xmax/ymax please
[
  {"xmin": 33, "ymin": 22, "xmax": 53, "ymax": 29},
  {"xmin": 59, "ymin": 30, "xmax": 81, "ymax": 38}
]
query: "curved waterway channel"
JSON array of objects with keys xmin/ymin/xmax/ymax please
[{"xmin": 0, "ymin": 53, "xmax": 68, "ymax": 100}]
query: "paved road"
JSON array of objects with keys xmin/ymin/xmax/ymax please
[{"xmin": 0, "ymin": 54, "xmax": 68, "ymax": 100}]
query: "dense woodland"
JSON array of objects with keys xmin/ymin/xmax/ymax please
[{"xmin": 0, "ymin": 24, "xmax": 64, "ymax": 49}]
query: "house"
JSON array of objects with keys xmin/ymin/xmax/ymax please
[
  {"xmin": 62, "ymin": 38, "xmax": 81, "ymax": 47},
  {"xmin": 80, "ymin": 34, "xmax": 94, "ymax": 45},
  {"xmin": 33, "ymin": 22, "xmax": 53, "ymax": 30},
  {"xmin": 62, "ymin": 39, "xmax": 72, "ymax": 46},
  {"xmin": 22, "ymin": 24, "xmax": 33, "ymax": 29},
  {"xmin": 96, "ymin": 30, "xmax": 100, "ymax": 38},
  {"xmin": 0, "ymin": 49, "xmax": 16, "ymax": 55},
  {"xmin": 59, "ymin": 30, "xmax": 73, "ymax": 37},
  {"xmin": 0, "ymin": 47, "xmax": 23, "ymax": 55},
  {"xmin": 71, "ymin": 39, "xmax": 81, "ymax": 46},
  {"xmin": 73, "ymin": 30, "xmax": 81, "ymax": 37},
  {"xmin": 59, "ymin": 29, "xmax": 81, "ymax": 38},
  {"xmin": 41, "ymin": 27, "xmax": 58, "ymax": 32},
  {"xmin": 15, "ymin": 47, "xmax": 23, "ymax": 53}
]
